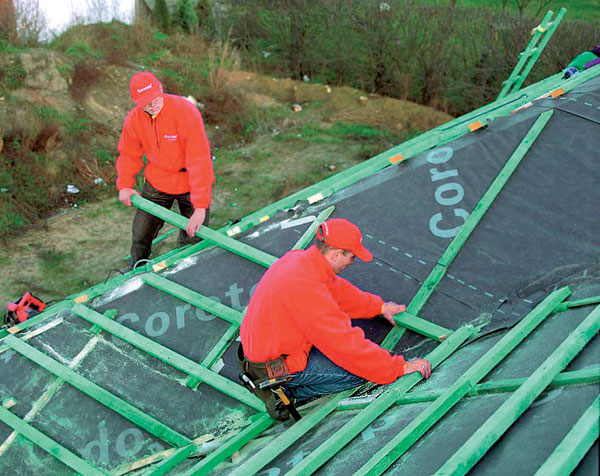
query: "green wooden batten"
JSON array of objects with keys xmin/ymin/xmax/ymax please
[
  {"xmin": 177, "ymin": 414, "xmax": 274, "ymax": 476},
  {"xmin": 0, "ymin": 405, "xmax": 107, "ymax": 476},
  {"xmin": 283, "ymin": 325, "xmax": 477, "ymax": 476},
  {"xmin": 291, "ymin": 206, "xmax": 335, "ymax": 250},
  {"xmin": 385, "ymin": 366, "xmax": 600, "ymax": 407},
  {"xmin": 434, "ymin": 304, "xmax": 600, "ymax": 476},
  {"xmin": 382, "ymin": 109, "xmax": 553, "ymax": 351},
  {"xmin": 532, "ymin": 395, "xmax": 600, "ymax": 476},
  {"xmin": 141, "ymin": 444, "xmax": 196, "ymax": 476},
  {"xmin": 228, "ymin": 390, "xmax": 356, "ymax": 476},
  {"xmin": 131, "ymin": 194, "xmax": 278, "ymax": 268},
  {"xmin": 393, "ymin": 311, "xmax": 451, "ymax": 342},
  {"xmin": 355, "ymin": 286, "xmax": 571, "ymax": 476},
  {"xmin": 230, "ymin": 326, "xmax": 476, "ymax": 476},
  {"xmin": 71, "ymin": 304, "xmax": 265, "ymax": 412},
  {"xmin": 3, "ymin": 334, "xmax": 192, "ymax": 448},
  {"xmin": 142, "ymin": 273, "xmax": 244, "ymax": 326}
]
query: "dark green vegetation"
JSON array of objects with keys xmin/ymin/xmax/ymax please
[{"xmin": 220, "ymin": 0, "xmax": 598, "ymax": 116}]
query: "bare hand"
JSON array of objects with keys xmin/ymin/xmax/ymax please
[
  {"xmin": 118, "ymin": 188, "xmax": 140, "ymax": 207},
  {"xmin": 403, "ymin": 358, "xmax": 432, "ymax": 379},
  {"xmin": 382, "ymin": 302, "xmax": 406, "ymax": 326},
  {"xmin": 186, "ymin": 208, "xmax": 206, "ymax": 237}
]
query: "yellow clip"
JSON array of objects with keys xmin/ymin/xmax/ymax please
[
  {"xmin": 7, "ymin": 326, "xmax": 20, "ymax": 334},
  {"xmin": 152, "ymin": 261, "xmax": 167, "ymax": 272},
  {"xmin": 74, "ymin": 295, "xmax": 88, "ymax": 303},
  {"xmin": 468, "ymin": 121, "xmax": 485, "ymax": 132},
  {"xmin": 260, "ymin": 215, "xmax": 270, "ymax": 223},
  {"xmin": 389, "ymin": 154, "xmax": 405, "ymax": 164},
  {"xmin": 550, "ymin": 88, "xmax": 565, "ymax": 98}
]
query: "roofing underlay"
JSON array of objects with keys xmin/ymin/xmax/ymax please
[{"xmin": 1, "ymin": 17, "xmax": 599, "ymax": 476}]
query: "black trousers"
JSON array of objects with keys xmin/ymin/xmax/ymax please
[{"xmin": 129, "ymin": 181, "xmax": 210, "ymax": 267}]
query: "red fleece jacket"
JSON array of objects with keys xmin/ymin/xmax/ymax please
[
  {"xmin": 240, "ymin": 246, "xmax": 406, "ymax": 384},
  {"xmin": 116, "ymin": 94, "xmax": 214, "ymax": 209}
]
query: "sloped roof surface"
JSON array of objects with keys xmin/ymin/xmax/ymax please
[{"xmin": 0, "ymin": 67, "xmax": 599, "ymax": 475}]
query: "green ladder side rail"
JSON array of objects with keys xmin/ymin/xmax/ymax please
[
  {"xmin": 0, "ymin": 405, "xmax": 107, "ymax": 476},
  {"xmin": 71, "ymin": 304, "xmax": 265, "ymax": 412},
  {"xmin": 354, "ymin": 286, "xmax": 570, "ymax": 476},
  {"xmin": 497, "ymin": 9, "xmax": 566, "ymax": 99},
  {"xmin": 434, "ymin": 304, "xmax": 600, "ymax": 476},
  {"xmin": 533, "ymin": 394, "xmax": 600, "ymax": 476},
  {"xmin": 340, "ymin": 366, "xmax": 600, "ymax": 410},
  {"xmin": 177, "ymin": 414, "xmax": 275, "ymax": 476},
  {"xmin": 131, "ymin": 195, "xmax": 277, "ymax": 268},
  {"xmin": 383, "ymin": 109, "xmax": 554, "ymax": 350},
  {"xmin": 3, "ymin": 67, "xmax": 598, "ymax": 343},
  {"xmin": 229, "ymin": 326, "xmax": 475, "ymax": 476},
  {"xmin": 142, "ymin": 274, "xmax": 244, "ymax": 326},
  {"xmin": 390, "ymin": 366, "xmax": 600, "ymax": 406},
  {"xmin": 3, "ymin": 334, "xmax": 191, "ymax": 448}
]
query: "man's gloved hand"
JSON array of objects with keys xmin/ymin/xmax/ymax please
[
  {"xmin": 186, "ymin": 208, "xmax": 207, "ymax": 237},
  {"xmin": 382, "ymin": 302, "xmax": 407, "ymax": 326},
  {"xmin": 403, "ymin": 358, "xmax": 432, "ymax": 379},
  {"xmin": 118, "ymin": 188, "xmax": 141, "ymax": 207}
]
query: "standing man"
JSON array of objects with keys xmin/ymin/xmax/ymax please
[
  {"xmin": 116, "ymin": 71, "xmax": 214, "ymax": 269},
  {"xmin": 239, "ymin": 218, "xmax": 431, "ymax": 420}
]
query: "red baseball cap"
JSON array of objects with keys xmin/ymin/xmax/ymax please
[
  {"xmin": 316, "ymin": 218, "xmax": 373, "ymax": 262},
  {"xmin": 129, "ymin": 72, "xmax": 163, "ymax": 107}
]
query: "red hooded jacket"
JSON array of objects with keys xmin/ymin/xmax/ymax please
[
  {"xmin": 116, "ymin": 94, "xmax": 215, "ymax": 209},
  {"xmin": 240, "ymin": 246, "xmax": 407, "ymax": 384}
]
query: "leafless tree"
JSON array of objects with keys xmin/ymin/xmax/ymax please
[{"xmin": 13, "ymin": 0, "xmax": 46, "ymax": 45}]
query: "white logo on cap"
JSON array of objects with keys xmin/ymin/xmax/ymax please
[{"xmin": 137, "ymin": 84, "xmax": 152, "ymax": 93}]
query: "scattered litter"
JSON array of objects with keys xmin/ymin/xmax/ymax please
[
  {"xmin": 93, "ymin": 177, "xmax": 104, "ymax": 185},
  {"xmin": 185, "ymin": 95, "xmax": 198, "ymax": 106},
  {"xmin": 292, "ymin": 104, "xmax": 302, "ymax": 112},
  {"xmin": 302, "ymin": 74, "xmax": 310, "ymax": 82},
  {"xmin": 325, "ymin": 85, "xmax": 332, "ymax": 93},
  {"xmin": 0, "ymin": 188, "xmax": 7, "ymax": 193},
  {"xmin": 66, "ymin": 184, "xmax": 80, "ymax": 194},
  {"xmin": 326, "ymin": 164, "xmax": 336, "ymax": 171},
  {"xmin": 262, "ymin": 50, "xmax": 271, "ymax": 58},
  {"xmin": 359, "ymin": 96, "xmax": 368, "ymax": 106}
]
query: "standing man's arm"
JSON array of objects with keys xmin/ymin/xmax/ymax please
[
  {"xmin": 182, "ymin": 105, "xmax": 214, "ymax": 237},
  {"xmin": 116, "ymin": 115, "xmax": 144, "ymax": 207}
]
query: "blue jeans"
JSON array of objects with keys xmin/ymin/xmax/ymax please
[{"xmin": 282, "ymin": 347, "xmax": 366, "ymax": 402}]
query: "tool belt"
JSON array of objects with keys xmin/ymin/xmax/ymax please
[{"xmin": 237, "ymin": 343, "xmax": 301, "ymax": 421}]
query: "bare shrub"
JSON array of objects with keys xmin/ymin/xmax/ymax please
[{"xmin": 207, "ymin": 36, "xmax": 242, "ymax": 96}]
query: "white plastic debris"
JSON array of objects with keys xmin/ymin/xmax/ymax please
[
  {"xmin": 93, "ymin": 177, "xmax": 104, "ymax": 185},
  {"xmin": 66, "ymin": 184, "xmax": 80, "ymax": 194}
]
